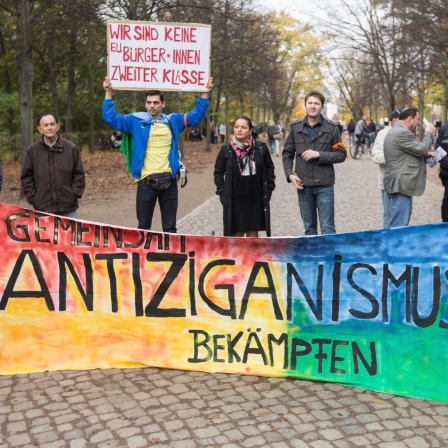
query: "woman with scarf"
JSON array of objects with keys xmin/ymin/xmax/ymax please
[{"xmin": 214, "ymin": 116, "xmax": 275, "ymax": 237}]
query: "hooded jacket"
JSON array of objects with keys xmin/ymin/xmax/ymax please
[{"xmin": 102, "ymin": 97, "xmax": 208, "ymax": 179}]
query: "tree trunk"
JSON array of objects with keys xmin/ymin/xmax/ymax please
[
  {"xmin": 47, "ymin": 31, "xmax": 60, "ymax": 120},
  {"xmin": 87, "ymin": 33, "xmax": 95, "ymax": 154},
  {"xmin": 206, "ymin": 89, "xmax": 212, "ymax": 152},
  {"xmin": 177, "ymin": 92, "xmax": 185, "ymax": 157},
  {"xmin": 18, "ymin": 0, "xmax": 33, "ymax": 165},
  {"xmin": 65, "ymin": 25, "xmax": 77, "ymax": 133}
]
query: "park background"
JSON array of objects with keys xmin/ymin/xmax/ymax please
[{"xmin": 0, "ymin": 0, "xmax": 446, "ymax": 167}]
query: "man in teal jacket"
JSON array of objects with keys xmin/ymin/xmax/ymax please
[{"xmin": 102, "ymin": 76, "xmax": 212, "ymax": 232}]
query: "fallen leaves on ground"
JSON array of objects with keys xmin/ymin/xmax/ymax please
[{"xmin": 1, "ymin": 141, "xmax": 222, "ymax": 206}]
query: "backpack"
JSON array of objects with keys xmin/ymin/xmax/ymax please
[{"xmin": 347, "ymin": 121, "xmax": 355, "ymax": 133}]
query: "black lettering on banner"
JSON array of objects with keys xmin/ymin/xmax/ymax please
[
  {"xmin": 145, "ymin": 252, "xmax": 188, "ymax": 317},
  {"xmin": 180, "ymin": 235, "xmax": 186, "ymax": 253},
  {"xmin": 439, "ymin": 269, "xmax": 448, "ymax": 328},
  {"xmin": 227, "ymin": 332, "xmax": 243, "ymax": 363},
  {"xmin": 331, "ymin": 340, "xmax": 349, "ymax": 374},
  {"xmin": 34, "ymin": 213, "xmax": 51, "ymax": 243},
  {"xmin": 54, "ymin": 217, "xmax": 76, "ymax": 245},
  {"xmin": 188, "ymin": 329, "xmax": 378, "ymax": 376},
  {"xmin": 6, "ymin": 212, "xmax": 32, "ymax": 242},
  {"xmin": 352, "ymin": 341, "xmax": 377, "ymax": 375},
  {"xmin": 189, "ymin": 251, "xmax": 196, "ymax": 315},
  {"xmin": 267, "ymin": 333, "xmax": 288, "ymax": 368},
  {"xmin": 76, "ymin": 221, "xmax": 92, "ymax": 247},
  {"xmin": 164, "ymin": 234, "xmax": 170, "ymax": 251},
  {"xmin": 198, "ymin": 259, "xmax": 236, "ymax": 318},
  {"xmin": 239, "ymin": 261, "xmax": 282, "ymax": 320},
  {"xmin": 242, "ymin": 328, "xmax": 268, "ymax": 365},
  {"xmin": 287, "ymin": 262, "xmax": 323, "ymax": 321},
  {"xmin": 411, "ymin": 266, "xmax": 440, "ymax": 328},
  {"xmin": 94, "ymin": 225, "xmax": 101, "ymax": 248},
  {"xmin": 124, "ymin": 231, "xmax": 145, "ymax": 249},
  {"xmin": 213, "ymin": 334, "xmax": 226, "ymax": 363},
  {"xmin": 332, "ymin": 255, "xmax": 342, "ymax": 321},
  {"xmin": 132, "ymin": 253, "xmax": 144, "ymax": 317},
  {"xmin": 290, "ymin": 338, "xmax": 312, "ymax": 370},
  {"xmin": 0, "ymin": 249, "xmax": 54, "ymax": 311},
  {"xmin": 58, "ymin": 252, "xmax": 94, "ymax": 311},
  {"xmin": 95, "ymin": 253, "xmax": 129, "ymax": 312},
  {"xmin": 382, "ymin": 264, "xmax": 411, "ymax": 323},
  {"xmin": 110, "ymin": 227, "xmax": 123, "ymax": 248},
  {"xmin": 312, "ymin": 338, "xmax": 331, "ymax": 374},
  {"xmin": 347, "ymin": 263, "xmax": 379, "ymax": 319},
  {"xmin": 188, "ymin": 329, "xmax": 212, "ymax": 363}
]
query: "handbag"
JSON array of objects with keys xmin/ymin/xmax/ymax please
[
  {"xmin": 273, "ymin": 133, "xmax": 281, "ymax": 140},
  {"xmin": 147, "ymin": 172, "xmax": 172, "ymax": 190}
]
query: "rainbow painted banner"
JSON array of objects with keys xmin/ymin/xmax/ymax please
[{"xmin": 0, "ymin": 202, "xmax": 447, "ymax": 402}]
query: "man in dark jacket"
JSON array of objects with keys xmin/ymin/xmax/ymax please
[
  {"xmin": 21, "ymin": 113, "xmax": 85, "ymax": 218},
  {"xmin": 282, "ymin": 90, "xmax": 347, "ymax": 235},
  {"xmin": 435, "ymin": 123, "xmax": 448, "ymax": 222}
]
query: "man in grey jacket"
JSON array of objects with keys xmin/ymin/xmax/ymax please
[
  {"xmin": 383, "ymin": 108, "xmax": 435, "ymax": 228},
  {"xmin": 370, "ymin": 109, "xmax": 402, "ymax": 228},
  {"xmin": 282, "ymin": 90, "xmax": 346, "ymax": 235}
]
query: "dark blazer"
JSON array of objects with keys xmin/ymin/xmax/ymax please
[
  {"xmin": 214, "ymin": 140, "xmax": 275, "ymax": 236},
  {"xmin": 383, "ymin": 123, "xmax": 433, "ymax": 197}
]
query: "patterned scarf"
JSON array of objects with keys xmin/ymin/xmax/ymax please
[{"xmin": 230, "ymin": 135, "xmax": 254, "ymax": 175}]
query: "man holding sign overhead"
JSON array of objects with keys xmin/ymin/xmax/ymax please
[{"xmin": 102, "ymin": 76, "xmax": 213, "ymax": 232}]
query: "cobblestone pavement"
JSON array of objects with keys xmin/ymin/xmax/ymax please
[{"xmin": 1, "ymin": 155, "xmax": 447, "ymax": 448}]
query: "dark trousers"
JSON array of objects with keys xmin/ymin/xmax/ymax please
[
  {"xmin": 136, "ymin": 178, "xmax": 178, "ymax": 232},
  {"xmin": 441, "ymin": 174, "xmax": 448, "ymax": 222}
]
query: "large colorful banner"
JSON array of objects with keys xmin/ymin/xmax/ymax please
[
  {"xmin": 0, "ymin": 202, "xmax": 447, "ymax": 402},
  {"xmin": 107, "ymin": 20, "xmax": 211, "ymax": 91}
]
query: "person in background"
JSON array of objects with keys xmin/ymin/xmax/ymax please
[
  {"xmin": 21, "ymin": 113, "xmax": 85, "ymax": 218},
  {"xmin": 0, "ymin": 161, "xmax": 2, "ymax": 193},
  {"xmin": 368, "ymin": 118, "xmax": 377, "ymax": 144},
  {"xmin": 210, "ymin": 121, "xmax": 217, "ymax": 144},
  {"xmin": 383, "ymin": 107, "xmax": 435, "ymax": 227},
  {"xmin": 282, "ymin": 90, "xmax": 347, "ymax": 235},
  {"xmin": 267, "ymin": 120, "xmax": 276, "ymax": 154},
  {"xmin": 370, "ymin": 109, "xmax": 402, "ymax": 228},
  {"xmin": 354, "ymin": 115, "xmax": 373, "ymax": 155},
  {"xmin": 214, "ymin": 116, "xmax": 275, "ymax": 237},
  {"xmin": 219, "ymin": 122, "xmax": 226, "ymax": 143},
  {"xmin": 336, "ymin": 120, "xmax": 343, "ymax": 135},
  {"xmin": 435, "ymin": 122, "xmax": 448, "ymax": 222},
  {"xmin": 347, "ymin": 118, "xmax": 355, "ymax": 145},
  {"xmin": 274, "ymin": 120, "xmax": 286, "ymax": 157},
  {"xmin": 102, "ymin": 76, "xmax": 213, "ymax": 232}
]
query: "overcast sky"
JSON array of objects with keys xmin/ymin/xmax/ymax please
[{"xmin": 255, "ymin": 0, "xmax": 334, "ymax": 23}]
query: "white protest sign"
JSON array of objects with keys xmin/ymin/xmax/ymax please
[{"xmin": 107, "ymin": 20, "xmax": 211, "ymax": 91}]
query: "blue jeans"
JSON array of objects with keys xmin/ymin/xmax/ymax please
[
  {"xmin": 388, "ymin": 192, "xmax": 412, "ymax": 228},
  {"xmin": 136, "ymin": 178, "xmax": 178, "ymax": 232},
  {"xmin": 381, "ymin": 189, "xmax": 391, "ymax": 228},
  {"xmin": 362, "ymin": 132, "xmax": 373, "ymax": 149},
  {"xmin": 297, "ymin": 186, "xmax": 336, "ymax": 235},
  {"xmin": 269, "ymin": 139, "xmax": 275, "ymax": 153},
  {"xmin": 58, "ymin": 210, "xmax": 77, "ymax": 218}
]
